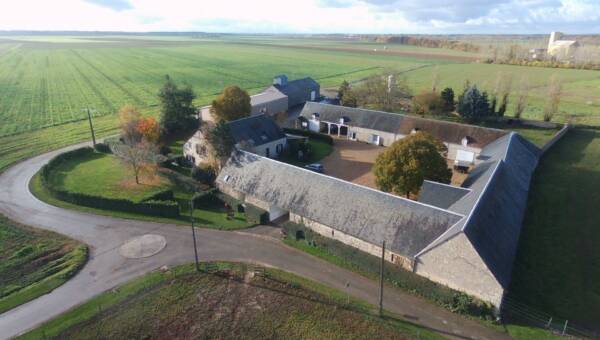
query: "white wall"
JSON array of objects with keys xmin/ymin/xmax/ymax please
[{"xmin": 248, "ymin": 137, "xmax": 287, "ymax": 159}]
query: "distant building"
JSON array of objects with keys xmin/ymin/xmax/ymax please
[
  {"xmin": 528, "ymin": 48, "xmax": 546, "ymax": 61},
  {"xmin": 268, "ymin": 75, "xmax": 320, "ymax": 108},
  {"xmin": 547, "ymin": 31, "xmax": 579, "ymax": 61},
  {"xmin": 183, "ymin": 114, "xmax": 286, "ymax": 166}
]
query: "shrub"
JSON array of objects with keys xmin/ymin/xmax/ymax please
[
  {"xmin": 412, "ymin": 90, "xmax": 446, "ymax": 116},
  {"xmin": 141, "ymin": 189, "xmax": 174, "ymax": 202},
  {"xmin": 191, "ymin": 189, "xmax": 220, "ymax": 207},
  {"xmin": 245, "ymin": 204, "xmax": 269, "ymax": 225},
  {"xmin": 191, "ymin": 165, "xmax": 216, "ymax": 185}
]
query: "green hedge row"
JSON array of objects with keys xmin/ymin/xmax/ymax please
[
  {"xmin": 282, "ymin": 222, "xmax": 495, "ymax": 319},
  {"xmin": 141, "ymin": 189, "xmax": 174, "ymax": 202},
  {"xmin": 41, "ymin": 148, "xmax": 180, "ymax": 218},
  {"xmin": 283, "ymin": 128, "xmax": 334, "ymax": 145},
  {"xmin": 245, "ymin": 204, "xmax": 269, "ymax": 225}
]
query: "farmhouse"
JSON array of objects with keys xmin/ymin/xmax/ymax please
[
  {"xmin": 298, "ymin": 102, "xmax": 507, "ymax": 164},
  {"xmin": 216, "ymin": 108, "xmax": 540, "ymax": 309},
  {"xmin": 199, "ymin": 75, "xmax": 320, "ymax": 123},
  {"xmin": 184, "ymin": 114, "xmax": 286, "ymax": 166}
]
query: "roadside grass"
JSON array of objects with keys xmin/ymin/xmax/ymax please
[
  {"xmin": 20, "ymin": 262, "xmax": 442, "ymax": 340},
  {"xmin": 0, "ymin": 215, "xmax": 88, "ymax": 314},
  {"xmin": 280, "ymin": 139, "xmax": 333, "ymax": 167},
  {"xmin": 507, "ymin": 128, "xmax": 600, "ymax": 332},
  {"xmin": 283, "ymin": 235, "xmax": 561, "ymax": 339}
]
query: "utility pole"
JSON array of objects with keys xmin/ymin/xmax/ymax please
[
  {"xmin": 379, "ymin": 240, "xmax": 385, "ymax": 317},
  {"xmin": 86, "ymin": 107, "xmax": 96, "ymax": 146},
  {"xmin": 190, "ymin": 199, "xmax": 200, "ymax": 272}
]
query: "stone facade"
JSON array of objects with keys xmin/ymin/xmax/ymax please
[
  {"xmin": 290, "ymin": 213, "xmax": 413, "ymax": 270},
  {"xmin": 414, "ymin": 233, "xmax": 503, "ymax": 307}
]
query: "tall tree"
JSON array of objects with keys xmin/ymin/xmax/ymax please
[
  {"xmin": 210, "ymin": 85, "xmax": 251, "ymax": 122},
  {"xmin": 353, "ymin": 74, "xmax": 410, "ymax": 112},
  {"xmin": 136, "ymin": 117, "xmax": 160, "ymax": 143},
  {"xmin": 514, "ymin": 76, "xmax": 529, "ymax": 119},
  {"xmin": 497, "ymin": 73, "xmax": 513, "ymax": 117},
  {"xmin": 457, "ymin": 85, "xmax": 490, "ymax": 122},
  {"xmin": 158, "ymin": 75, "xmax": 197, "ymax": 135},
  {"xmin": 338, "ymin": 80, "xmax": 357, "ymax": 107},
  {"xmin": 544, "ymin": 74, "xmax": 562, "ymax": 122},
  {"xmin": 373, "ymin": 132, "xmax": 451, "ymax": 198},
  {"xmin": 440, "ymin": 87, "xmax": 455, "ymax": 112},
  {"xmin": 204, "ymin": 121, "xmax": 235, "ymax": 169}
]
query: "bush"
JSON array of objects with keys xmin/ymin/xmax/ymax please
[
  {"xmin": 191, "ymin": 189, "xmax": 220, "ymax": 207},
  {"xmin": 40, "ymin": 148, "xmax": 180, "ymax": 218},
  {"xmin": 141, "ymin": 189, "xmax": 174, "ymax": 202},
  {"xmin": 191, "ymin": 165, "xmax": 216, "ymax": 185},
  {"xmin": 282, "ymin": 222, "xmax": 495, "ymax": 319},
  {"xmin": 283, "ymin": 128, "xmax": 333, "ymax": 145},
  {"xmin": 93, "ymin": 143, "xmax": 111, "ymax": 154},
  {"xmin": 245, "ymin": 204, "xmax": 269, "ymax": 225},
  {"xmin": 158, "ymin": 168, "xmax": 208, "ymax": 193},
  {"xmin": 412, "ymin": 91, "xmax": 446, "ymax": 116}
]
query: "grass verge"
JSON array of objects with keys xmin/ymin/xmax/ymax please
[
  {"xmin": 0, "ymin": 215, "xmax": 88, "ymax": 314},
  {"xmin": 20, "ymin": 262, "xmax": 443, "ymax": 340}
]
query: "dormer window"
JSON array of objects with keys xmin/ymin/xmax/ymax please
[{"xmin": 312, "ymin": 112, "xmax": 320, "ymax": 120}]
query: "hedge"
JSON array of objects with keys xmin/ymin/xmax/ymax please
[
  {"xmin": 41, "ymin": 147, "xmax": 180, "ymax": 218},
  {"xmin": 282, "ymin": 222, "xmax": 495, "ymax": 319},
  {"xmin": 245, "ymin": 204, "xmax": 269, "ymax": 225},
  {"xmin": 283, "ymin": 128, "xmax": 334, "ymax": 145},
  {"xmin": 141, "ymin": 189, "xmax": 174, "ymax": 202},
  {"xmin": 191, "ymin": 188, "xmax": 220, "ymax": 207},
  {"xmin": 158, "ymin": 168, "xmax": 208, "ymax": 193},
  {"xmin": 93, "ymin": 143, "xmax": 111, "ymax": 154}
]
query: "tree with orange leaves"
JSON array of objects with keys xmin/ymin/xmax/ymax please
[{"xmin": 136, "ymin": 117, "xmax": 160, "ymax": 143}]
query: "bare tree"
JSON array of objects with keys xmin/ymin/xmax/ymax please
[
  {"xmin": 354, "ymin": 74, "xmax": 411, "ymax": 112},
  {"xmin": 514, "ymin": 76, "xmax": 529, "ymax": 119},
  {"xmin": 111, "ymin": 140, "xmax": 165, "ymax": 184},
  {"xmin": 544, "ymin": 74, "xmax": 562, "ymax": 122}
]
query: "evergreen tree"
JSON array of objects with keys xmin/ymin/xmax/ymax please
[
  {"xmin": 158, "ymin": 75, "xmax": 197, "ymax": 135},
  {"xmin": 457, "ymin": 85, "xmax": 490, "ymax": 122},
  {"xmin": 440, "ymin": 87, "xmax": 455, "ymax": 112}
]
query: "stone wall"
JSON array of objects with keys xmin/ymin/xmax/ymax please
[
  {"xmin": 290, "ymin": 213, "xmax": 412, "ymax": 270},
  {"xmin": 414, "ymin": 233, "xmax": 504, "ymax": 307}
]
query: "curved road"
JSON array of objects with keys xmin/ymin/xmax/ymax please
[{"xmin": 0, "ymin": 145, "xmax": 509, "ymax": 340}]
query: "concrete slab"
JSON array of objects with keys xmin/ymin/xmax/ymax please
[{"xmin": 119, "ymin": 234, "xmax": 167, "ymax": 259}]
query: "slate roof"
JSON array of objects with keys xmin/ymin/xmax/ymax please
[
  {"xmin": 217, "ymin": 151, "xmax": 464, "ymax": 258},
  {"xmin": 272, "ymin": 77, "xmax": 320, "ymax": 108},
  {"xmin": 300, "ymin": 102, "xmax": 507, "ymax": 147},
  {"xmin": 418, "ymin": 133, "xmax": 540, "ymax": 288},
  {"xmin": 418, "ymin": 181, "xmax": 471, "ymax": 210},
  {"xmin": 226, "ymin": 114, "xmax": 285, "ymax": 147},
  {"xmin": 250, "ymin": 87, "xmax": 287, "ymax": 106},
  {"xmin": 300, "ymin": 102, "xmax": 404, "ymax": 134}
]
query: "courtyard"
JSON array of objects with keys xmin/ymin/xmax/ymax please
[{"xmin": 320, "ymin": 137, "xmax": 466, "ymax": 190}]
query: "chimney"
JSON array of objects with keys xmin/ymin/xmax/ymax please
[{"xmin": 273, "ymin": 75, "xmax": 288, "ymax": 86}]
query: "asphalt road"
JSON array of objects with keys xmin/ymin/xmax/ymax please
[{"xmin": 0, "ymin": 144, "xmax": 510, "ymax": 340}]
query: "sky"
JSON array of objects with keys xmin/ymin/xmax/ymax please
[{"xmin": 0, "ymin": 0, "xmax": 598, "ymax": 34}]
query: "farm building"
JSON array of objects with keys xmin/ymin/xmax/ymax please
[
  {"xmin": 298, "ymin": 102, "xmax": 506, "ymax": 164},
  {"xmin": 547, "ymin": 31, "xmax": 579, "ymax": 61},
  {"xmin": 198, "ymin": 75, "xmax": 319, "ymax": 123},
  {"xmin": 184, "ymin": 114, "xmax": 287, "ymax": 166},
  {"xmin": 269, "ymin": 74, "xmax": 320, "ymax": 108},
  {"xmin": 216, "ymin": 131, "xmax": 539, "ymax": 309}
]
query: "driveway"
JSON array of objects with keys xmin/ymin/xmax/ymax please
[
  {"xmin": 0, "ymin": 144, "xmax": 508, "ymax": 340},
  {"xmin": 320, "ymin": 137, "xmax": 385, "ymax": 189}
]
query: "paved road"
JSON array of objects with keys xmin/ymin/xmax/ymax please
[{"xmin": 0, "ymin": 145, "xmax": 510, "ymax": 340}]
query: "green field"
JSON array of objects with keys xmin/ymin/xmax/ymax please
[
  {"xmin": 0, "ymin": 215, "xmax": 87, "ymax": 314},
  {"xmin": 21, "ymin": 262, "xmax": 442, "ymax": 340},
  {"xmin": 1, "ymin": 34, "xmax": 598, "ymax": 174},
  {"xmin": 508, "ymin": 128, "xmax": 600, "ymax": 334}
]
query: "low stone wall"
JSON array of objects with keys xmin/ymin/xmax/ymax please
[
  {"xmin": 289, "ymin": 213, "xmax": 412, "ymax": 270},
  {"xmin": 541, "ymin": 124, "xmax": 571, "ymax": 155}
]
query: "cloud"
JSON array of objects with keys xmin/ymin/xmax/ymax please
[
  {"xmin": 83, "ymin": 0, "xmax": 132, "ymax": 11},
  {"xmin": 0, "ymin": 0, "xmax": 597, "ymax": 34}
]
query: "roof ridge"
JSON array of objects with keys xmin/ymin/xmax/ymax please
[
  {"xmin": 236, "ymin": 149, "xmax": 465, "ymax": 218},
  {"xmin": 423, "ymin": 179, "xmax": 472, "ymax": 192}
]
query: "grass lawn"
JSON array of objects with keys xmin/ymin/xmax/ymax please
[
  {"xmin": 20, "ymin": 262, "xmax": 442, "ymax": 340},
  {"xmin": 30, "ymin": 151, "xmax": 254, "ymax": 231},
  {"xmin": 281, "ymin": 139, "xmax": 333, "ymax": 166},
  {"xmin": 48, "ymin": 152, "xmax": 171, "ymax": 202},
  {"xmin": 0, "ymin": 215, "xmax": 87, "ymax": 314},
  {"xmin": 507, "ymin": 128, "xmax": 600, "ymax": 334}
]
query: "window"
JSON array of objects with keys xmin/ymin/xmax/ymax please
[
  {"xmin": 265, "ymin": 147, "xmax": 270, "ymax": 157},
  {"xmin": 331, "ymin": 230, "xmax": 334, "ymax": 237},
  {"xmin": 276, "ymin": 144, "xmax": 283, "ymax": 154}
]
